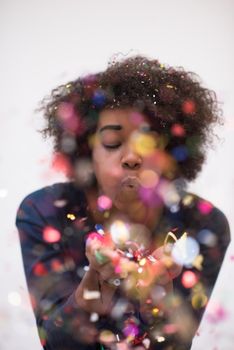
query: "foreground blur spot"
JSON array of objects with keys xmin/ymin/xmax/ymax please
[
  {"xmin": 139, "ymin": 170, "xmax": 159, "ymax": 189},
  {"xmin": 97, "ymin": 195, "xmax": 112, "ymax": 211},
  {"xmin": 172, "ymin": 234, "xmax": 200, "ymax": 267},
  {"xmin": 110, "ymin": 220, "xmax": 130, "ymax": 245},
  {"xmin": 43, "ymin": 226, "xmax": 61, "ymax": 243},
  {"xmin": 181, "ymin": 271, "xmax": 198, "ymax": 288}
]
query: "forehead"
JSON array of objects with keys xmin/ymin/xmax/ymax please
[{"xmin": 97, "ymin": 108, "xmax": 151, "ymax": 129}]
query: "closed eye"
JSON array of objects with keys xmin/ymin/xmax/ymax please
[{"xmin": 103, "ymin": 144, "xmax": 121, "ymax": 150}]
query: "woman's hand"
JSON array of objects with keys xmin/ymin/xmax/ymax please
[
  {"xmin": 120, "ymin": 244, "xmax": 182, "ymax": 302},
  {"xmin": 86, "ymin": 232, "xmax": 122, "ymax": 283}
]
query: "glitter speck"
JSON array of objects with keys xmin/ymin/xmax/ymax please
[
  {"xmin": 156, "ymin": 336, "xmax": 165, "ymax": 343},
  {"xmin": 67, "ymin": 213, "xmax": 76, "ymax": 221},
  {"xmin": 90, "ymin": 312, "xmax": 99, "ymax": 322}
]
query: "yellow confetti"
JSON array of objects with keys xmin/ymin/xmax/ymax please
[
  {"xmin": 132, "ymin": 133, "xmax": 157, "ymax": 156},
  {"xmin": 139, "ymin": 258, "xmax": 147, "ymax": 266},
  {"xmin": 67, "ymin": 213, "xmax": 76, "ymax": 221},
  {"xmin": 182, "ymin": 194, "xmax": 194, "ymax": 206},
  {"xmin": 191, "ymin": 293, "xmax": 207, "ymax": 309},
  {"xmin": 193, "ymin": 254, "xmax": 203, "ymax": 270},
  {"xmin": 152, "ymin": 307, "xmax": 159, "ymax": 316}
]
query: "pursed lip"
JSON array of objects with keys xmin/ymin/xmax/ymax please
[{"xmin": 120, "ymin": 176, "xmax": 141, "ymax": 189}]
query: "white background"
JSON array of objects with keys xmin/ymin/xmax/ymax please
[{"xmin": 0, "ymin": 0, "xmax": 234, "ymax": 349}]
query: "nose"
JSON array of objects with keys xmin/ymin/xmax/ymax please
[{"xmin": 121, "ymin": 148, "xmax": 142, "ymax": 170}]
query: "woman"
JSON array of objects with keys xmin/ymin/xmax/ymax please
[{"xmin": 16, "ymin": 56, "xmax": 230, "ymax": 350}]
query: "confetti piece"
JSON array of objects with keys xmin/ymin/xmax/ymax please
[
  {"xmin": 110, "ymin": 221, "xmax": 130, "ymax": 245},
  {"xmin": 182, "ymin": 99, "xmax": 196, "ymax": 114},
  {"xmin": 94, "ymin": 250, "xmax": 109, "ymax": 264},
  {"xmin": 92, "ymin": 89, "xmax": 106, "ymax": 107},
  {"xmin": 51, "ymin": 259, "xmax": 64, "ymax": 272},
  {"xmin": 142, "ymin": 338, "xmax": 151, "ymax": 349},
  {"xmin": 132, "ymin": 132, "xmax": 157, "ymax": 156},
  {"xmin": 197, "ymin": 200, "xmax": 213, "ymax": 215},
  {"xmin": 181, "ymin": 271, "xmax": 198, "ymax": 288},
  {"xmin": 192, "ymin": 254, "xmax": 204, "ymax": 270},
  {"xmin": 90, "ymin": 312, "xmax": 99, "ymax": 322},
  {"xmin": 171, "ymin": 123, "xmax": 185, "ymax": 137},
  {"xmin": 152, "ymin": 307, "xmax": 159, "ymax": 316},
  {"xmin": 163, "ymin": 323, "xmax": 178, "ymax": 334},
  {"xmin": 33, "ymin": 262, "xmax": 48, "ymax": 276},
  {"xmin": 171, "ymin": 145, "xmax": 189, "ymax": 162},
  {"xmin": 123, "ymin": 321, "xmax": 139, "ymax": 338},
  {"xmin": 53, "ymin": 199, "xmax": 67, "ymax": 208},
  {"xmin": 43, "ymin": 226, "xmax": 61, "ymax": 243},
  {"xmin": 191, "ymin": 293, "xmax": 207, "ymax": 309},
  {"xmin": 197, "ymin": 229, "xmax": 217, "ymax": 247},
  {"xmin": 97, "ymin": 195, "xmax": 112, "ymax": 211},
  {"xmin": 139, "ymin": 169, "xmax": 159, "ymax": 189},
  {"xmin": 51, "ymin": 152, "xmax": 72, "ymax": 176},
  {"xmin": 67, "ymin": 213, "xmax": 76, "ymax": 221},
  {"xmin": 99, "ymin": 330, "xmax": 116, "ymax": 344},
  {"xmin": 83, "ymin": 289, "xmax": 101, "ymax": 300},
  {"xmin": 139, "ymin": 258, "xmax": 147, "ymax": 266},
  {"xmin": 156, "ymin": 336, "xmax": 165, "ymax": 343},
  {"xmin": 206, "ymin": 302, "xmax": 228, "ymax": 323},
  {"xmin": 172, "ymin": 234, "xmax": 200, "ymax": 266},
  {"xmin": 56, "ymin": 102, "xmax": 81, "ymax": 133},
  {"xmin": 182, "ymin": 194, "xmax": 194, "ymax": 207},
  {"xmin": 111, "ymin": 299, "xmax": 128, "ymax": 319}
]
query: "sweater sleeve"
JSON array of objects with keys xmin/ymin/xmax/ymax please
[
  {"xmin": 15, "ymin": 190, "xmax": 101, "ymax": 350},
  {"xmin": 172, "ymin": 204, "xmax": 231, "ymax": 348}
]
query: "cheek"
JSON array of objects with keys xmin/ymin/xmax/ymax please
[{"xmin": 92, "ymin": 150, "xmax": 123, "ymax": 193}]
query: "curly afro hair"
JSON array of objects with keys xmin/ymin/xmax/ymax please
[{"xmin": 38, "ymin": 55, "xmax": 222, "ymax": 181}]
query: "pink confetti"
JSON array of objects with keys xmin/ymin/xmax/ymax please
[
  {"xmin": 43, "ymin": 226, "xmax": 61, "ymax": 243},
  {"xmin": 206, "ymin": 302, "xmax": 228, "ymax": 324},
  {"xmin": 181, "ymin": 271, "xmax": 198, "ymax": 288},
  {"xmin": 197, "ymin": 200, "xmax": 213, "ymax": 215},
  {"xmin": 97, "ymin": 195, "xmax": 112, "ymax": 211}
]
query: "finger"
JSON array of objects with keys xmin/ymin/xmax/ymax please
[
  {"xmin": 151, "ymin": 246, "xmax": 182, "ymax": 280},
  {"xmin": 99, "ymin": 264, "xmax": 118, "ymax": 281}
]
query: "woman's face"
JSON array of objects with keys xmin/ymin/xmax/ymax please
[{"xmin": 92, "ymin": 108, "xmax": 176, "ymax": 212}]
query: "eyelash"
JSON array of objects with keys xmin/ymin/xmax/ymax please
[{"xmin": 103, "ymin": 144, "xmax": 121, "ymax": 150}]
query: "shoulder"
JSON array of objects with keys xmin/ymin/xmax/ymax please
[
  {"xmin": 16, "ymin": 182, "xmax": 87, "ymax": 223},
  {"xmin": 180, "ymin": 191, "xmax": 230, "ymax": 247}
]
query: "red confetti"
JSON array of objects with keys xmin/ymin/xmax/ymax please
[
  {"xmin": 171, "ymin": 123, "xmax": 186, "ymax": 137},
  {"xmin": 33, "ymin": 262, "xmax": 48, "ymax": 276},
  {"xmin": 51, "ymin": 259, "xmax": 63, "ymax": 272},
  {"xmin": 51, "ymin": 153, "xmax": 72, "ymax": 177},
  {"xmin": 182, "ymin": 100, "xmax": 196, "ymax": 114}
]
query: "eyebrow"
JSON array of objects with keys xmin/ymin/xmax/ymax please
[{"xmin": 99, "ymin": 125, "xmax": 123, "ymax": 133}]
